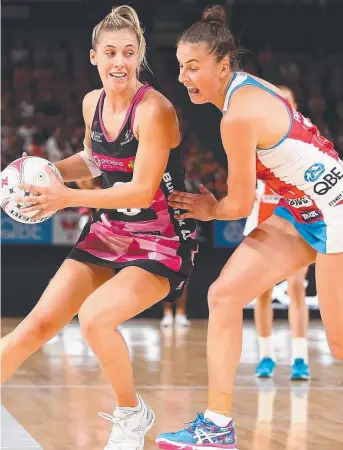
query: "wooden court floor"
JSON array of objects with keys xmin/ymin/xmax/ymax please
[{"xmin": 1, "ymin": 318, "xmax": 343, "ymax": 449}]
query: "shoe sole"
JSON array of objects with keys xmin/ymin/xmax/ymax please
[
  {"xmin": 255, "ymin": 372, "xmax": 274, "ymax": 378},
  {"xmin": 290, "ymin": 374, "xmax": 310, "ymax": 380},
  {"xmin": 156, "ymin": 438, "xmax": 239, "ymax": 450}
]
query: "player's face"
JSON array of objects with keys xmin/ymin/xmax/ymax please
[
  {"xmin": 91, "ymin": 29, "xmax": 139, "ymax": 91},
  {"xmin": 177, "ymin": 42, "xmax": 228, "ymax": 104}
]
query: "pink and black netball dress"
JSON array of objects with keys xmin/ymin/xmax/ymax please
[{"xmin": 68, "ymin": 85, "xmax": 198, "ymax": 297}]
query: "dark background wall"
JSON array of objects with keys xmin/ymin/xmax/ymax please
[
  {"xmin": 1, "ymin": 240, "xmax": 318, "ymax": 319},
  {"xmin": 2, "ymin": 0, "xmax": 340, "ymax": 320}
]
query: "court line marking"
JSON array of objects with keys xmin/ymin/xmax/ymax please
[
  {"xmin": 3, "ymin": 384, "xmax": 343, "ymax": 390},
  {"xmin": 0, "ymin": 405, "xmax": 42, "ymax": 449}
]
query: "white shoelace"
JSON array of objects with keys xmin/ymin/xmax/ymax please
[{"xmin": 99, "ymin": 411, "xmax": 141, "ymax": 444}]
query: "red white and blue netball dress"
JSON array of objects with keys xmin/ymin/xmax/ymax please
[
  {"xmin": 156, "ymin": 72, "xmax": 343, "ymax": 450},
  {"xmin": 227, "ymin": 72, "xmax": 343, "ymax": 254}
]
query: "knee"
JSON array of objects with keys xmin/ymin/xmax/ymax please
[
  {"xmin": 288, "ymin": 278, "xmax": 305, "ymax": 304},
  {"xmin": 27, "ymin": 315, "xmax": 62, "ymax": 344},
  {"xmin": 328, "ymin": 341, "xmax": 343, "ymax": 361},
  {"xmin": 208, "ymin": 281, "xmax": 241, "ymax": 316},
  {"xmin": 257, "ymin": 289, "xmax": 273, "ymax": 306},
  {"xmin": 78, "ymin": 304, "xmax": 110, "ymax": 340}
]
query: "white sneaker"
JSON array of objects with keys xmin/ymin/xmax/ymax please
[
  {"xmin": 175, "ymin": 313, "xmax": 190, "ymax": 328},
  {"xmin": 160, "ymin": 312, "xmax": 174, "ymax": 328},
  {"xmin": 100, "ymin": 395, "xmax": 155, "ymax": 450}
]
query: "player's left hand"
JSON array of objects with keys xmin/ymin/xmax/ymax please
[
  {"xmin": 168, "ymin": 184, "xmax": 217, "ymax": 221},
  {"xmin": 15, "ymin": 167, "xmax": 71, "ymax": 220}
]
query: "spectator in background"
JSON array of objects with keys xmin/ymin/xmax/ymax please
[
  {"xmin": 45, "ymin": 125, "xmax": 73, "ymax": 162},
  {"xmin": 29, "ymin": 131, "xmax": 46, "ymax": 158},
  {"xmin": 16, "ymin": 90, "xmax": 35, "ymax": 118},
  {"xmin": 10, "ymin": 38, "xmax": 29, "ymax": 66},
  {"xmin": 17, "ymin": 116, "xmax": 38, "ymax": 153},
  {"xmin": 161, "ymin": 285, "xmax": 190, "ymax": 328},
  {"xmin": 2, "ymin": 127, "xmax": 25, "ymax": 166},
  {"xmin": 13, "ymin": 62, "xmax": 31, "ymax": 92}
]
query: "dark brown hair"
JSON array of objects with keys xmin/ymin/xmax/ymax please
[{"xmin": 178, "ymin": 5, "xmax": 238, "ymax": 70}]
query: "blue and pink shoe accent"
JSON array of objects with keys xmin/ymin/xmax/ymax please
[{"xmin": 156, "ymin": 413, "xmax": 239, "ymax": 449}]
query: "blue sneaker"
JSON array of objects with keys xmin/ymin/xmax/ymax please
[
  {"xmin": 255, "ymin": 357, "xmax": 276, "ymax": 378},
  {"xmin": 291, "ymin": 358, "xmax": 311, "ymax": 380},
  {"xmin": 156, "ymin": 413, "xmax": 238, "ymax": 449}
]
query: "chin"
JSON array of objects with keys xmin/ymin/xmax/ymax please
[
  {"xmin": 190, "ymin": 97, "xmax": 207, "ymax": 105},
  {"xmin": 188, "ymin": 94, "xmax": 205, "ymax": 104}
]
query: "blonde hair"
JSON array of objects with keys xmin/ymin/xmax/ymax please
[{"xmin": 91, "ymin": 5, "xmax": 150, "ymax": 74}]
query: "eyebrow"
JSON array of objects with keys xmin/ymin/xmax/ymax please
[
  {"xmin": 104, "ymin": 44, "xmax": 136, "ymax": 49},
  {"xmin": 179, "ymin": 59, "xmax": 199, "ymax": 64}
]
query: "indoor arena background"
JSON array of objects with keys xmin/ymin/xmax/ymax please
[{"xmin": 2, "ymin": 0, "xmax": 343, "ymax": 319}]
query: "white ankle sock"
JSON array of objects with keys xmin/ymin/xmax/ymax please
[
  {"xmin": 291, "ymin": 338, "xmax": 308, "ymax": 364},
  {"xmin": 204, "ymin": 410, "xmax": 232, "ymax": 427},
  {"xmin": 116, "ymin": 396, "xmax": 141, "ymax": 414},
  {"xmin": 258, "ymin": 336, "xmax": 275, "ymax": 360}
]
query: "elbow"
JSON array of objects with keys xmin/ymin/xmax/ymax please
[
  {"xmin": 224, "ymin": 199, "xmax": 253, "ymax": 220},
  {"xmin": 236, "ymin": 203, "xmax": 253, "ymax": 219},
  {"xmin": 136, "ymin": 189, "xmax": 155, "ymax": 209}
]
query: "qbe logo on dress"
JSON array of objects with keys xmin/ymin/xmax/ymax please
[{"xmin": 304, "ymin": 163, "xmax": 325, "ymax": 182}]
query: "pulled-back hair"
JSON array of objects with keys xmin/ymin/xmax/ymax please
[
  {"xmin": 92, "ymin": 5, "xmax": 149, "ymax": 73},
  {"xmin": 178, "ymin": 5, "xmax": 239, "ymax": 70}
]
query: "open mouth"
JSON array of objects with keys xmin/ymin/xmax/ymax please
[
  {"xmin": 109, "ymin": 73, "xmax": 127, "ymax": 79},
  {"xmin": 187, "ymin": 87, "xmax": 200, "ymax": 95}
]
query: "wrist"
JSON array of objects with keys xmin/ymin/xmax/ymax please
[
  {"xmin": 209, "ymin": 200, "xmax": 218, "ymax": 220},
  {"xmin": 65, "ymin": 187, "xmax": 78, "ymax": 208}
]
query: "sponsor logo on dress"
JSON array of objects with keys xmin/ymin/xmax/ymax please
[
  {"xmin": 286, "ymin": 196, "xmax": 313, "ymax": 208},
  {"xmin": 120, "ymin": 129, "xmax": 135, "ymax": 146},
  {"xmin": 262, "ymin": 194, "xmax": 280, "ymax": 204},
  {"xmin": 91, "ymin": 130, "xmax": 103, "ymax": 143},
  {"xmin": 304, "ymin": 163, "xmax": 325, "ymax": 182},
  {"xmin": 92, "ymin": 153, "xmax": 135, "ymax": 172},
  {"xmin": 329, "ymin": 191, "xmax": 343, "ymax": 207},
  {"xmin": 313, "ymin": 167, "xmax": 343, "ymax": 195},
  {"xmin": 301, "ymin": 210, "xmax": 320, "ymax": 222},
  {"xmin": 163, "ymin": 171, "xmax": 192, "ymax": 240}
]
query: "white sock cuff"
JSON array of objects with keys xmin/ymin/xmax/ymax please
[
  {"xmin": 204, "ymin": 410, "xmax": 232, "ymax": 427},
  {"xmin": 258, "ymin": 336, "xmax": 275, "ymax": 360},
  {"xmin": 292, "ymin": 338, "xmax": 308, "ymax": 363}
]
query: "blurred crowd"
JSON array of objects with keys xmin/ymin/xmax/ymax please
[{"xmin": 2, "ymin": 31, "xmax": 343, "ymax": 201}]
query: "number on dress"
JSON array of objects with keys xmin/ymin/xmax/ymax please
[{"xmin": 113, "ymin": 182, "xmax": 141, "ymax": 216}]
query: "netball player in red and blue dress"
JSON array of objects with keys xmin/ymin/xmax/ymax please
[{"xmin": 157, "ymin": 6, "xmax": 343, "ymax": 450}]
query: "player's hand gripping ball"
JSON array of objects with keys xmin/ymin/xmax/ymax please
[{"xmin": 0, "ymin": 156, "xmax": 64, "ymax": 224}]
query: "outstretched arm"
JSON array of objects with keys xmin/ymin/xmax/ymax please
[{"xmin": 169, "ymin": 113, "xmax": 257, "ymax": 221}]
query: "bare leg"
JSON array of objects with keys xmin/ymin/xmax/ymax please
[
  {"xmin": 287, "ymin": 266, "xmax": 309, "ymax": 338},
  {"xmin": 316, "ymin": 252, "xmax": 343, "ymax": 360},
  {"xmin": 176, "ymin": 285, "xmax": 188, "ymax": 315},
  {"xmin": 254, "ymin": 288, "xmax": 273, "ymax": 338},
  {"xmin": 78, "ymin": 266, "xmax": 170, "ymax": 407},
  {"xmin": 207, "ymin": 215, "xmax": 316, "ymax": 415},
  {"xmin": 163, "ymin": 302, "xmax": 173, "ymax": 316},
  {"xmin": 1, "ymin": 260, "xmax": 113, "ymax": 383},
  {"xmin": 287, "ymin": 266, "xmax": 310, "ymax": 368}
]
